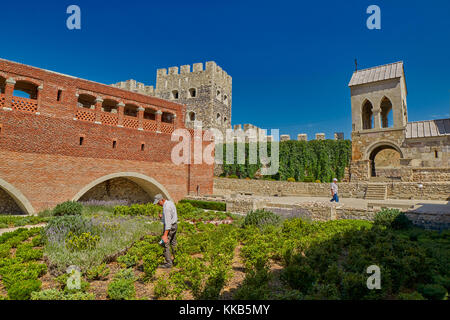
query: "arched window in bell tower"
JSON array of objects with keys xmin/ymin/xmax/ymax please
[
  {"xmin": 380, "ymin": 97, "xmax": 393, "ymax": 128},
  {"xmin": 362, "ymin": 100, "xmax": 374, "ymax": 130}
]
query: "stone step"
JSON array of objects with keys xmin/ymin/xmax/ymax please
[{"xmin": 365, "ymin": 184, "xmax": 387, "ymax": 200}]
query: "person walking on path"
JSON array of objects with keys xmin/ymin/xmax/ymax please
[
  {"xmin": 330, "ymin": 178, "xmax": 340, "ymax": 203},
  {"xmin": 154, "ymin": 194, "xmax": 178, "ymax": 268}
]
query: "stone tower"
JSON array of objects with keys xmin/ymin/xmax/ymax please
[
  {"xmin": 155, "ymin": 62, "xmax": 232, "ymax": 134},
  {"xmin": 349, "ymin": 61, "xmax": 408, "ymax": 132},
  {"xmin": 112, "ymin": 61, "xmax": 232, "ymax": 135}
]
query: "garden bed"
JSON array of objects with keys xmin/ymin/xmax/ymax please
[{"xmin": 0, "ymin": 203, "xmax": 448, "ymax": 300}]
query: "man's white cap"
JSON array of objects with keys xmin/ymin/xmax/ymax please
[
  {"xmin": 333, "ymin": 178, "xmax": 338, "ymax": 182},
  {"xmin": 153, "ymin": 194, "xmax": 163, "ymax": 204}
]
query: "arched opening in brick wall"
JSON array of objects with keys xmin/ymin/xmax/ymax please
[
  {"xmin": 78, "ymin": 93, "xmax": 96, "ymax": 109},
  {"xmin": 102, "ymin": 99, "xmax": 118, "ymax": 113},
  {"xmin": 188, "ymin": 111, "xmax": 196, "ymax": 122},
  {"xmin": 0, "ymin": 76, "xmax": 6, "ymax": 94},
  {"xmin": 72, "ymin": 172, "xmax": 173, "ymax": 205},
  {"xmin": 0, "ymin": 178, "xmax": 35, "ymax": 215},
  {"xmin": 216, "ymin": 113, "xmax": 221, "ymax": 124},
  {"xmin": 189, "ymin": 88, "xmax": 196, "ymax": 98},
  {"xmin": 14, "ymin": 80, "xmax": 38, "ymax": 99},
  {"xmin": 362, "ymin": 100, "xmax": 374, "ymax": 130},
  {"xmin": 144, "ymin": 108, "xmax": 156, "ymax": 120},
  {"xmin": 124, "ymin": 103, "xmax": 138, "ymax": 117},
  {"xmin": 368, "ymin": 144, "xmax": 403, "ymax": 177},
  {"xmin": 162, "ymin": 112, "xmax": 174, "ymax": 124},
  {"xmin": 380, "ymin": 96, "xmax": 393, "ymax": 128}
]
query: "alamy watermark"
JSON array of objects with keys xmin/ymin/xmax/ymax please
[
  {"xmin": 366, "ymin": 265, "xmax": 381, "ymax": 289},
  {"xmin": 66, "ymin": 5, "xmax": 81, "ymax": 30},
  {"xmin": 367, "ymin": 5, "xmax": 381, "ymax": 30}
]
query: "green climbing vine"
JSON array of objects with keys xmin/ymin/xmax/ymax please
[{"xmin": 217, "ymin": 140, "xmax": 351, "ymax": 183}]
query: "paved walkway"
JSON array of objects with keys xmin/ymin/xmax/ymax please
[{"xmin": 250, "ymin": 195, "xmax": 450, "ymax": 214}]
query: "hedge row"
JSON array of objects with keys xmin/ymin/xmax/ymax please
[{"xmin": 179, "ymin": 199, "xmax": 226, "ymax": 212}]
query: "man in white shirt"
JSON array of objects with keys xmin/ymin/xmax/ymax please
[
  {"xmin": 330, "ymin": 178, "xmax": 339, "ymax": 203},
  {"xmin": 154, "ymin": 194, "xmax": 178, "ymax": 268}
]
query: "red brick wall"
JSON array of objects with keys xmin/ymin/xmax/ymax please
[{"xmin": 0, "ymin": 59, "xmax": 213, "ymax": 214}]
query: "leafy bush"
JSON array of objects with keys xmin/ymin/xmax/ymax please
[
  {"xmin": 287, "ymin": 177, "xmax": 296, "ymax": 182},
  {"xmin": 86, "ymin": 263, "xmax": 110, "ymax": 281},
  {"xmin": 0, "ymin": 243, "xmax": 11, "ymax": 259},
  {"xmin": 117, "ymin": 253, "xmax": 139, "ymax": 268},
  {"xmin": 228, "ymin": 175, "xmax": 239, "ymax": 179},
  {"xmin": 65, "ymin": 232, "xmax": 100, "ymax": 251},
  {"xmin": 52, "ymin": 201, "xmax": 83, "ymax": 216},
  {"xmin": 113, "ymin": 203, "xmax": 161, "ymax": 217},
  {"xmin": 303, "ymin": 176, "xmax": 314, "ymax": 182},
  {"xmin": 107, "ymin": 268, "xmax": 136, "ymax": 300},
  {"xmin": 397, "ymin": 291, "xmax": 425, "ymax": 300},
  {"xmin": 242, "ymin": 210, "xmax": 280, "ymax": 228},
  {"xmin": 31, "ymin": 289, "xmax": 95, "ymax": 300},
  {"xmin": 44, "ymin": 215, "xmax": 94, "ymax": 243},
  {"xmin": 374, "ymin": 209, "xmax": 412, "ymax": 229},
  {"xmin": 15, "ymin": 244, "xmax": 43, "ymax": 261},
  {"xmin": 179, "ymin": 199, "xmax": 226, "ymax": 212},
  {"xmin": 418, "ymin": 284, "xmax": 447, "ymax": 300},
  {"xmin": 7, "ymin": 279, "xmax": 41, "ymax": 300}
]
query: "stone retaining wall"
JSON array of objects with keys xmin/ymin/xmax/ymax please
[{"xmin": 214, "ymin": 178, "xmax": 450, "ymax": 200}]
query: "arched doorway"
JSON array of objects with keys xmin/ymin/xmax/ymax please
[
  {"xmin": 72, "ymin": 172, "xmax": 173, "ymax": 205},
  {"xmin": 362, "ymin": 100, "xmax": 374, "ymax": 130},
  {"xmin": 368, "ymin": 144, "xmax": 402, "ymax": 177},
  {"xmin": 0, "ymin": 178, "xmax": 35, "ymax": 215}
]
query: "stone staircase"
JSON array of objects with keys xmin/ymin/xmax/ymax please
[{"xmin": 365, "ymin": 184, "xmax": 387, "ymax": 200}]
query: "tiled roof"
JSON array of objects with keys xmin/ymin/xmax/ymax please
[
  {"xmin": 406, "ymin": 119, "xmax": 450, "ymax": 139},
  {"xmin": 349, "ymin": 61, "xmax": 404, "ymax": 86}
]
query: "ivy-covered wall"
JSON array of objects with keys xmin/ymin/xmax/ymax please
[{"xmin": 217, "ymin": 140, "xmax": 352, "ymax": 183}]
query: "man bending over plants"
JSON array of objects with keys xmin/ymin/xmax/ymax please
[{"xmin": 154, "ymin": 194, "xmax": 178, "ymax": 268}]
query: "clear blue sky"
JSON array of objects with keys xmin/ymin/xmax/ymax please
[{"xmin": 1, "ymin": 0, "xmax": 449, "ymax": 140}]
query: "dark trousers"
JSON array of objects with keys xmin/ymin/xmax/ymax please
[
  {"xmin": 163, "ymin": 223, "xmax": 177, "ymax": 265},
  {"xmin": 330, "ymin": 194, "xmax": 339, "ymax": 202}
]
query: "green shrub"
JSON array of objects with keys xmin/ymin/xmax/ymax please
[
  {"xmin": 44, "ymin": 215, "xmax": 94, "ymax": 240},
  {"xmin": 397, "ymin": 291, "xmax": 425, "ymax": 300},
  {"xmin": 31, "ymin": 235, "xmax": 45, "ymax": 247},
  {"xmin": 303, "ymin": 176, "xmax": 314, "ymax": 182},
  {"xmin": 7, "ymin": 279, "xmax": 41, "ymax": 300},
  {"xmin": 179, "ymin": 199, "xmax": 226, "ymax": 212},
  {"xmin": 287, "ymin": 177, "xmax": 296, "ymax": 182},
  {"xmin": 243, "ymin": 210, "xmax": 280, "ymax": 228},
  {"xmin": 374, "ymin": 209, "xmax": 412, "ymax": 229},
  {"xmin": 0, "ymin": 243, "xmax": 11, "ymax": 259},
  {"xmin": 86, "ymin": 263, "xmax": 110, "ymax": 281},
  {"xmin": 228, "ymin": 175, "xmax": 239, "ymax": 179},
  {"xmin": 52, "ymin": 201, "xmax": 83, "ymax": 216},
  {"xmin": 418, "ymin": 284, "xmax": 447, "ymax": 300},
  {"xmin": 107, "ymin": 270, "xmax": 136, "ymax": 300},
  {"xmin": 15, "ymin": 244, "xmax": 43, "ymax": 261},
  {"xmin": 113, "ymin": 204, "xmax": 162, "ymax": 217},
  {"xmin": 65, "ymin": 232, "xmax": 100, "ymax": 251},
  {"xmin": 117, "ymin": 253, "xmax": 139, "ymax": 268},
  {"xmin": 281, "ymin": 264, "xmax": 316, "ymax": 293},
  {"xmin": 31, "ymin": 289, "xmax": 95, "ymax": 300}
]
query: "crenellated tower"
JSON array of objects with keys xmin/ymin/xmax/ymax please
[{"xmin": 112, "ymin": 61, "xmax": 232, "ymax": 135}]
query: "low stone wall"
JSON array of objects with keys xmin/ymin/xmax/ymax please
[{"xmin": 214, "ymin": 178, "xmax": 450, "ymax": 201}]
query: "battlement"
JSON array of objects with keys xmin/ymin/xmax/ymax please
[
  {"xmin": 111, "ymin": 79, "xmax": 155, "ymax": 96},
  {"xmin": 156, "ymin": 61, "xmax": 232, "ymax": 84}
]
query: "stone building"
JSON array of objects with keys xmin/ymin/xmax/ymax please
[
  {"xmin": 112, "ymin": 61, "xmax": 232, "ymax": 135},
  {"xmin": 349, "ymin": 61, "xmax": 450, "ymax": 181}
]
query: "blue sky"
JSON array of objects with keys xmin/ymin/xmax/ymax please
[{"xmin": 1, "ymin": 0, "xmax": 449, "ymax": 140}]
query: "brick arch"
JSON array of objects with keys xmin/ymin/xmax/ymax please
[
  {"xmin": 0, "ymin": 178, "xmax": 35, "ymax": 215},
  {"xmin": 13, "ymin": 77, "xmax": 42, "ymax": 87},
  {"xmin": 71, "ymin": 172, "xmax": 173, "ymax": 203}
]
